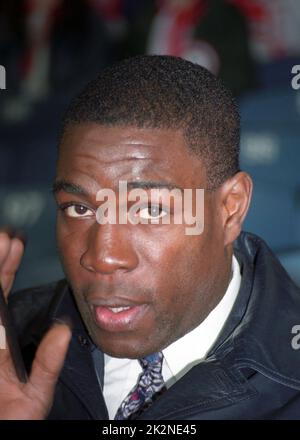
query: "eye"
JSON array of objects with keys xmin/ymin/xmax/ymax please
[
  {"xmin": 60, "ymin": 203, "xmax": 94, "ymax": 218},
  {"xmin": 138, "ymin": 204, "xmax": 168, "ymax": 221}
]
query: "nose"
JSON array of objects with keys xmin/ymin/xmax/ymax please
[{"xmin": 80, "ymin": 223, "xmax": 139, "ymax": 275}]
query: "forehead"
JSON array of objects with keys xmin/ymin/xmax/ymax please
[{"xmin": 57, "ymin": 123, "xmax": 206, "ymax": 189}]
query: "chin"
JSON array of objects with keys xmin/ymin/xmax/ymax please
[
  {"xmin": 98, "ymin": 343, "xmax": 142, "ymax": 359},
  {"xmin": 93, "ymin": 333, "xmax": 150, "ymax": 359}
]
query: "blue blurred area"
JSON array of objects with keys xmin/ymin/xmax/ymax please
[
  {"xmin": 0, "ymin": 92, "xmax": 68, "ymax": 290},
  {"xmin": 0, "ymin": 93, "xmax": 69, "ymax": 185},
  {"xmin": 0, "ymin": 185, "xmax": 64, "ymax": 291},
  {"xmin": 240, "ymin": 87, "xmax": 300, "ymax": 285}
]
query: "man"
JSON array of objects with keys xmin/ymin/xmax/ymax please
[{"xmin": 0, "ymin": 55, "xmax": 300, "ymax": 420}]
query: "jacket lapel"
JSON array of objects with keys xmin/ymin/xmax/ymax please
[
  {"xmin": 137, "ymin": 357, "xmax": 256, "ymax": 419},
  {"xmin": 58, "ymin": 331, "xmax": 109, "ymax": 419},
  {"xmin": 51, "ymin": 283, "xmax": 109, "ymax": 420}
]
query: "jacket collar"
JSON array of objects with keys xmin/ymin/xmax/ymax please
[{"xmin": 209, "ymin": 231, "xmax": 300, "ymax": 391}]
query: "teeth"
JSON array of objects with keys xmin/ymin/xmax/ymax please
[{"xmin": 108, "ymin": 306, "xmax": 131, "ymax": 313}]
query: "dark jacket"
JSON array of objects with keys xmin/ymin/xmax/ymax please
[{"xmin": 8, "ymin": 232, "xmax": 300, "ymax": 420}]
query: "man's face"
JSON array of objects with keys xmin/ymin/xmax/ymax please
[{"xmin": 55, "ymin": 123, "xmax": 231, "ymax": 358}]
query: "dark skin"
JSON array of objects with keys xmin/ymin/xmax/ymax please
[
  {"xmin": 54, "ymin": 122, "xmax": 253, "ymax": 359},
  {"xmin": 0, "ymin": 122, "xmax": 252, "ymax": 418}
]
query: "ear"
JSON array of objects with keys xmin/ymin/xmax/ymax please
[{"xmin": 218, "ymin": 172, "xmax": 253, "ymax": 247}]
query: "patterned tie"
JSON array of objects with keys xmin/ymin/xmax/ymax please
[{"xmin": 114, "ymin": 352, "xmax": 166, "ymax": 420}]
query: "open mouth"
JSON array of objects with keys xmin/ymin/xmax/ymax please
[{"xmin": 91, "ymin": 303, "xmax": 148, "ymax": 332}]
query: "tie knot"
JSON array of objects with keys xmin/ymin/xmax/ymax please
[{"xmin": 139, "ymin": 352, "xmax": 164, "ymax": 370}]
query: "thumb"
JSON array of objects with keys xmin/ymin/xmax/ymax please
[{"xmin": 27, "ymin": 323, "xmax": 72, "ymax": 410}]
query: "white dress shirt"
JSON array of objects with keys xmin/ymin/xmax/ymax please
[{"xmin": 103, "ymin": 256, "xmax": 241, "ymax": 419}]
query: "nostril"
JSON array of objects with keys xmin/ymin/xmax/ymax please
[{"xmin": 80, "ymin": 253, "xmax": 96, "ymax": 273}]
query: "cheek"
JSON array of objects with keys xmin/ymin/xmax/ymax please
[
  {"xmin": 143, "ymin": 220, "xmax": 222, "ymax": 313},
  {"xmin": 139, "ymin": 229, "xmax": 208, "ymax": 305}
]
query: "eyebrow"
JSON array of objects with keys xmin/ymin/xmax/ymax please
[
  {"xmin": 52, "ymin": 179, "xmax": 184, "ymax": 196},
  {"xmin": 127, "ymin": 181, "xmax": 184, "ymax": 193},
  {"xmin": 52, "ymin": 180, "xmax": 89, "ymax": 196}
]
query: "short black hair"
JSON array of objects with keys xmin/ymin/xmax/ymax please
[{"xmin": 61, "ymin": 55, "xmax": 240, "ymax": 189}]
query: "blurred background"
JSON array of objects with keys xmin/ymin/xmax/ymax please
[{"xmin": 0, "ymin": 0, "xmax": 299, "ymax": 291}]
